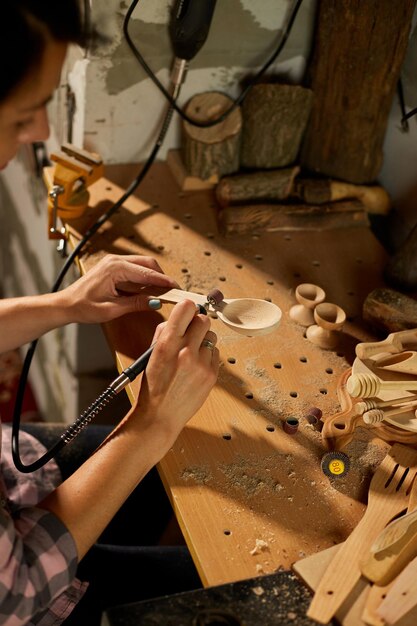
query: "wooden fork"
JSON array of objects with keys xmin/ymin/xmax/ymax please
[{"xmin": 307, "ymin": 443, "xmax": 417, "ymax": 624}]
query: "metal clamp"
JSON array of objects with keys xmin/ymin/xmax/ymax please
[{"xmin": 43, "ymin": 143, "xmax": 104, "ymax": 241}]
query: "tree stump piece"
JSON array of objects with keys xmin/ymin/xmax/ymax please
[
  {"xmin": 300, "ymin": 0, "xmax": 417, "ymax": 183},
  {"xmin": 240, "ymin": 83, "xmax": 313, "ymax": 169},
  {"xmin": 182, "ymin": 92, "xmax": 242, "ymax": 181},
  {"xmin": 218, "ymin": 200, "xmax": 368, "ymax": 235},
  {"xmin": 363, "ymin": 288, "xmax": 417, "ymax": 335},
  {"xmin": 215, "ymin": 166, "xmax": 300, "ymax": 208}
]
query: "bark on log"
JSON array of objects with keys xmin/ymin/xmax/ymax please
[
  {"xmin": 300, "ymin": 0, "xmax": 416, "ymax": 184},
  {"xmin": 363, "ymin": 288, "xmax": 417, "ymax": 335},
  {"xmin": 240, "ymin": 84, "xmax": 313, "ymax": 169},
  {"xmin": 215, "ymin": 166, "xmax": 300, "ymax": 208},
  {"xmin": 218, "ymin": 200, "xmax": 368, "ymax": 235},
  {"xmin": 182, "ymin": 91, "xmax": 242, "ymax": 181}
]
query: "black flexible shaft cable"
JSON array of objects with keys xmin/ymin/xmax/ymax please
[
  {"xmin": 12, "ymin": 103, "xmax": 175, "ymax": 472},
  {"xmin": 124, "ymin": 0, "xmax": 304, "ymax": 128}
]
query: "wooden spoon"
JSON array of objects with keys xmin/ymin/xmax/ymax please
[
  {"xmin": 154, "ymin": 288, "xmax": 282, "ymax": 337},
  {"xmin": 375, "ymin": 350, "xmax": 417, "ymax": 375},
  {"xmin": 355, "ymin": 328, "xmax": 417, "ymax": 360}
]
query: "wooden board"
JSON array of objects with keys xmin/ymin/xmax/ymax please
[{"xmin": 65, "ymin": 161, "xmax": 390, "ymax": 588}]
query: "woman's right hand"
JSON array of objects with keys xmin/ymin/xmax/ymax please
[
  {"xmin": 40, "ymin": 299, "xmax": 219, "ymax": 562},
  {"xmin": 132, "ymin": 299, "xmax": 219, "ymax": 445}
]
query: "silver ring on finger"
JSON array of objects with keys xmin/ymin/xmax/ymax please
[{"xmin": 201, "ymin": 338, "xmax": 215, "ymax": 351}]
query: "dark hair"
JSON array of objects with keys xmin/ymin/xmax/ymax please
[{"xmin": 1, "ymin": 0, "xmax": 90, "ymax": 101}]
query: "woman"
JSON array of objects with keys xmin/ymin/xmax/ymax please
[{"xmin": 0, "ymin": 1, "xmax": 219, "ymax": 624}]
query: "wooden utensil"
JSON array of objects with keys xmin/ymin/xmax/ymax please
[
  {"xmin": 294, "ymin": 544, "xmax": 371, "ymax": 626},
  {"xmin": 360, "ymin": 479, "xmax": 417, "ymax": 625},
  {"xmin": 306, "ymin": 443, "xmax": 417, "ymax": 624},
  {"xmin": 362, "ymin": 401, "xmax": 417, "ymax": 425},
  {"xmin": 375, "ymin": 351, "xmax": 417, "ymax": 375},
  {"xmin": 321, "ymin": 369, "xmax": 417, "ymax": 452},
  {"xmin": 294, "ymin": 544, "xmax": 417, "ymax": 626},
  {"xmin": 347, "ymin": 372, "xmax": 417, "ymax": 398},
  {"xmin": 360, "ymin": 477, "xmax": 417, "ymax": 586},
  {"xmin": 350, "ymin": 355, "xmax": 417, "ymax": 435},
  {"xmin": 155, "ymin": 288, "xmax": 282, "ymax": 337},
  {"xmin": 377, "ymin": 553, "xmax": 417, "ymax": 624},
  {"xmin": 355, "ymin": 329, "xmax": 417, "ymax": 360}
]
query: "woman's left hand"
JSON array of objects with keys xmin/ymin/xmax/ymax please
[{"xmin": 62, "ymin": 254, "xmax": 179, "ymax": 324}]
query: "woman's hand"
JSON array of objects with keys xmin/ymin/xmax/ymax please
[
  {"xmin": 62, "ymin": 254, "xmax": 179, "ymax": 324},
  {"xmin": 41, "ymin": 300, "xmax": 219, "ymax": 560},
  {"xmin": 0, "ymin": 253, "xmax": 178, "ymax": 355},
  {"xmin": 132, "ymin": 299, "xmax": 219, "ymax": 445}
]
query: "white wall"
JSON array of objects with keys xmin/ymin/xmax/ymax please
[{"xmin": 65, "ymin": 0, "xmax": 317, "ymax": 163}]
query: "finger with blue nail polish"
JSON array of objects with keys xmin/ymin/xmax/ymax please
[{"xmin": 148, "ymin": 299, "xmax": 162, "ymax": 310}]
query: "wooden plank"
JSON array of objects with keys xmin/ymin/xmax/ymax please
[{"xmin": 65, "ymin": 162, "xmax": 390, "ymax": 588}]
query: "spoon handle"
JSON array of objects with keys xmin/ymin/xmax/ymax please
[{"xmin": 155, "ymin": 288, "xmax": 208, "ymax": 306}]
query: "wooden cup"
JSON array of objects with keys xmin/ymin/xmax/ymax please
[
  {"xmin": 289, "ymin": 283, "xmax": 326, "ymax": 326},
  {"xmin": 306, "ymin": 302, "xmax": 346, "ymax": 349}
]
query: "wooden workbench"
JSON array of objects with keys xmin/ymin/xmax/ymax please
[{"xmin": 66, "ymin": 161, "xmax": 389, "ymax": 588}]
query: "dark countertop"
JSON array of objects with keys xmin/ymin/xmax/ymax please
[{"xmin": 105, "ymin": 569, "xmax": 333, "ymax": 626}]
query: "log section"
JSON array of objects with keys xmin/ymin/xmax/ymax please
[
  {"xmin": 218, "ymin": 200, "xmax": 369, "ymax": 235},
  {"xmin": 300, "ymin": 0, "xmax": 416, "ymax": 183},
  {"xmin": 240, "ymin": 83, "xmax": 313, "ymax": 169},
  {"xmin": 182, "ymin": 91, "xmax": 242, "ymax": 181},
  {"xmin": 363, "ymin": 288, "xmax": 417, "ymax": 335},
  {"xmin": 215, "ymin": 167, "xmax": 300, "ymax": 207}
]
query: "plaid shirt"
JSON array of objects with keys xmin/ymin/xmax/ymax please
[{"xmin": 0, "ymin": 424, "xmax": 87, "ymax": 625}]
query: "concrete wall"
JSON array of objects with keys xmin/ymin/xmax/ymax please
[
  {"xmin": 66, "ymin": 0, "xmax": 317, "ymax": 163},
  {"xmin": 65, "ymin": 0, "xmax": 417, "ymax": 205}
]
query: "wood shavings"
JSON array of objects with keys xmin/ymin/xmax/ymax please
[
  {"xmin": 181, "ymin": 465, "xmax": 213, "ymax": 484},
  {"xmin": 250, "ymin": 538, "xmax": 270, "ymax": 555},
  {"xmin": 219, "ymin": 457, "xmax": 282, "ymax": 497}
]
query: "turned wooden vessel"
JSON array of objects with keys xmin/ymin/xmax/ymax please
[{"xmin": 289, "ymin": 283, "xmax": 326, "ymax": 326}]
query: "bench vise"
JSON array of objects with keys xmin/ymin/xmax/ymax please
[{"xmin": 43, "ymin": 143, "xmax": 104, "ymax": 240}]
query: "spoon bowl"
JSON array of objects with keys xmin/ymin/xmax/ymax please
[{"xmin": 215, "ymin": 298, "xmax": 282, "ymax": 336}]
